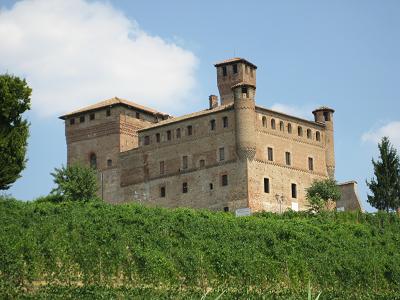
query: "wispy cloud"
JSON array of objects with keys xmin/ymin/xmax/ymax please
[
  {"xmin": 0, "ymin": 0, "xmax": 198, "ymax": 117},
  {"xmin": 362, "ymin": 121, "xmax": 400, "ymax": 148},
  {"xmin": 270, "ymin": 103, "xmax": 316, "ymax": 119}
]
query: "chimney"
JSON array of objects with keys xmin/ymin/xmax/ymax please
[{"xmin": 209, "ymin": 95, "xmax": 219, "ymax": 109}]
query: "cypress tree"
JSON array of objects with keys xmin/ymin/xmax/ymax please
[{"xmin": 366, "ymin": 137, "xmax": 400, "ymax": 212}]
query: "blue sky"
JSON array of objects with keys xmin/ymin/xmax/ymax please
[{"xmin": 1, "ymin": 0, "xmax": 400, "ymax": 211}]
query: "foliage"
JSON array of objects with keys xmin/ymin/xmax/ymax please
[
  {"xmin": 306, "ymin": 178, "xmax": 341, "ymax": 213},
  {"xmin": 0, "ymin": 74, "xmax": 31, "ymax": 190},
  {"xmin": 366, "ymin": 137, "xmax": 400, "ymax": 212},
  {"xmin": 1, "ymin": 199, "xmax": 400, "ymax": 298},
  {"xmin": 51, "ymin": 164, "xmax": 99, "ymax": 202}
]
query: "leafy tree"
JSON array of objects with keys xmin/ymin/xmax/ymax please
[
  {"xmin": 366, "ymin": 137, "xmax": 400, "ymax": 212},
  {"xmin": 51, "ymin": 164, "xmax": 99, "ymax": 202},
  {"xmin": 306, "ymin": 178, "xmax": 341, "ymax": 213},
  {"xmin": 0, "ymin": 74, "xmax": 31, "ymax": 190}
]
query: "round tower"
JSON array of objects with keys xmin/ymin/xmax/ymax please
[
  {"xmin": 313, "ymin": 106, "xmax": 335, "ymax": 178},
  {"xmin": 233, "ymin": 82, "xmax": 257, "ymax": 161}
]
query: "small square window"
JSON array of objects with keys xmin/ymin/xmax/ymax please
[
  {"xmin": 223, "ymin": 116, "xmax": 228, "ymax": 128},
  {"xmin": 210, "ymin": 119, "xmax": 216, "ymax": 131},
  {"xmin": 80, "ymin": 116, "xmax": 85, "ymax": 123},
  {"xmin": 308, "ymin": 157, "xmax": 314, "ymax": 171},
  {"xmin": 224, "ymin": 206, "xmax": 229, "ymax": 212},
  {"xmin": 219, "ymin": 147, "xmax": 225, "ymax": 161},
  {"xmin": 209, "ymin": 183, "xmax": 213, "ymax": 190},
  {"xmin": 285, "ymin": 152, "xmax": 291, "ymax": 166},
  {"xmin": 291, "ymin": 183, "xmax": 297, "ymax": 199},
  {"xmin": 160, "ymin": 186, "xmax": 166, "ymax": 198},
  {"xmin": 233, "ymin": 64, "xmax": 238, "ymax": 74},
  {"xmin": 144, "ymin": 136, "xmax": 150, "ymax": 145},
  {"xmin": 267, "ymin": 147, "xmax": 273, "ymax": 161},
  {"xmin": 136, "ymin": 112, "xmax": 140, "ymax": 119},
  {"xmin": 182, "ymin": 182, "xmax": 188, "ymax": 193},
  {"xmin": 69, "ymin": 118, "xmax": 75, "ymax": 125},
  {"xmin": 106, "ymin": 108, "xmax": 111, "ymax": 117},
  {"xmin": 107, "ymin": 159, "xmax": 112, "ymax": 167},
  {"xmin": 156, "ymin": 133, "xmax": 161, "ymax": 143},
  {"xmin": 222, "ymin": 66, "xmax": 227, "ymax": 76},
  {"xmin": 222, "ymin": 174, "xmax": 228, "ymax": 186},
  {"xmin": 90, "ymin": 113, "xmax": 95, "ymax": 121},
  {"xmin": 264, "ymin": 178, "xmax": 270, "ymax": 193},
  {"xmin": 187, "ymin": 125, "xmax": 193, "ymax": 136},
  {"xmin": 167, "ymin": 130, "xmax": 172, "ymax": 141},
  {"xmin": 176, "ymin": 128, "xmax": 181, "ymax": 139}
]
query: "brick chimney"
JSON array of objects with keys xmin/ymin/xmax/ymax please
[{"xmin": 209, "ymin": 95, "xmax": 219, "ymax": 109}]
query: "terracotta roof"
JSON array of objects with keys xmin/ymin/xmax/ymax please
[
  {"xmin": 59, "ymin": 97, "xmax": 169, "ymax": 119},
  {"xmin": 214, "ymin": 57, "xmax": 257, "ymax": 69},
  {"xmin": 312, "ymin": 106, "xmax": 335, "ymax": 114},
  {"xmin": 139, "ymin": 104, "xmax": 234, "ymax": 131}
]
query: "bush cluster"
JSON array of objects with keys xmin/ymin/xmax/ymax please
[{"xmin": 1, "ymin": 198, "xmax": 399, "ymax": 299}]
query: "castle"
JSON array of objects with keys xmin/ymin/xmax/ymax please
[{"xmin": 60, "ymin": 58, "xmax": 362, "ymax": 212}]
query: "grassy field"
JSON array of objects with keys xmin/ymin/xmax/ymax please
[{"xmin": 1, "ymin": 197, "xmax": 400, "ymax": 299}]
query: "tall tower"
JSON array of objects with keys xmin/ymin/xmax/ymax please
[
  {"xmin": 313, "ymin": 107, "xmax": 335, "ymax": 178},
  {"xmin": 233, "ymin": 83, "xmax": 257, "ymax": 161},
  {"xmin": 214, "ymin": 58, "xmax": 257, "ymax": 105}
]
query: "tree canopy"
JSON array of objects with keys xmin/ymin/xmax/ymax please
[
  {"xmin": 366, "ymin": 137, "xmax": 400, "ymax": 212},
  {"xmin": 306, "ymin": 178, "xmax": 341, "ymax": 213},
  {"xmin": 51, "ymin": 164, "xmax": 99, "ymax": 202},
  {"xmin": 0, "ymin": 74, "xmax": 31, "ymax": 190}
]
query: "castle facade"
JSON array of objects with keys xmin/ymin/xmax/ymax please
[{"xmin": 61, "ymin": 58, "xmax": 359, "ymax": 212}]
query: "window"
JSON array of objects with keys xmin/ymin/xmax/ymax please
[
  {"xmin": 107, "ymin": 159, "xmax": 112, "ymax": 167},
  {"xmin": 264, "ymin": 178, "xmax": 270, "ymax": 193},
  {"xmin": 241, "ymin": 86, "xmax": 248, "ymax": 95},
  {"xmin": 144, "ymin": 136, "xmax": 150, "ymax": 145},
  {"xmin": 210, "ymin": 119, "xmax": 216, "ymax": 131},
  {"xmin": 167, "ymin": 130, "xmax": 172, "ymax": 141},
  {"xmin": 222, "ymin": 174, "xmax": 228, "ymax": 186},
  {"xmin": 90, "ymin": 153, "xmax": 97, "ymax": 169},
  {"xmin": 298, "ymin": 126, "xmax": 303, "ymax": 137},
  {"xmin": 160, "ymin": 161, "xmax": 165, "ymax": 175},
  {"xmin": 160, "ymin": 186, "xmax": 166, "ymax": 198},
  {"xmin": 262, "ymin": 116, "xmax": 267, "ymax": 127},
  {"xmin": 182, "ymin": 156, "xmax": 188, "ymax": 170},
  {"xmin": 80, "ymin": 115, "xmax": 85, "ymax": 123},
  {"xmin": 222, "ymin": 66, "xmax": 227, "ymax": 76},
  {"xmin": 267, "ymin": 147, "xmax": 273, "ymax": 161},
  {"xmin": 308, "ymin": 157, "xmax": 314, "ymax": 171},
  {"xmin": 219, "ymin": 147, "xmax": 225, "ymax": 161},
  {"xmin": 233, "ymin": 64, "xmax": 238, "ymax": 74},
  {"xmin": 106, "ymin": 108, "xmax": 111, "ymax": 117},
  {"xmin": 280, "ymin": 121, "xmax": 284, "ymax": 131},
  {"xmin": 323, "ymin": 111, "xmax": 331, "ymax": 121},
  {"xmin": 176, "ymin": 128, "xmax": 181, "ymax": 139},
  {"xmin": 271, "ymin": 119, "xmax": 276, "ymax": 129},
  {"xmin": 285, "ymin": 152, "xmax": 291, "ymax": 166},
  {"xmin": 209, "ymin": 183, "xmax": 214, "ymax": 190},
  {"xmin": 90, "ymin": 113, "xmax": 95, "ymax": 121},
  {"xmin": 224, "ymin": 207, "xmax": 229, "ymax": 212},
  {"xmin": 182, "ymin": 182, "xmax": 188, "ymax": 193},
  {"xmin": 187, "ymin": 125, "xmax": 193, "ymax": 136},
  {"xmin": 156, "ymin": 133, "xmax": 161, "ymax": 143},
  {"xmin": 199, "ymin": 159, "xmax": 205, "ymax": 168},
  {"xmin": 307, "ymin": 129, "xmax": 312, "ymax": 139},
  {"xmin": 288, "ymin": 123, "xmax": 292, "ymax": 133},
  {"xmin": 291, "ymin": 183, "xmax": 297, "ymax": 199},
  {"xmin": 136, "ymin": 112, "xmax": 140, "ymax": 119},
  {"xmin": 316, "ymin": 131, "xmax": 321, "ymax": 141},
  {"xmin": 223, "ymin": 116, "xmax": 228, "ymax": 128},
  {"xmin": 69, "ymin": 118, "xmax": 75, "ymax": 125}
]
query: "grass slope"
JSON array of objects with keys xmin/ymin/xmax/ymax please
[{"xmin": 1, "ymin": 198, "xmax": 400, "ymax": 299}]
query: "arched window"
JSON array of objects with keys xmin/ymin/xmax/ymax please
[
  {"xmin": 279, "ymin": 121, "xmax": 284, "ymax": 131},
  {"xmin": 307, "ymin": 129, "xmax": 312, "ymax": 139},
  {"xmin": 90, "ymin": 153, "xmax": 97, "ymax": 169},
  {"xmin": 287, "ymin": 123, "xmax": 292, "ymax": 133},
  {"xmin": 298, "ymin": 126, "xmax": 303, "ymax": 137},
  {"xmin": 316, "ymin": 131, "xmax": 321, "ymax": 141},
  {"xmin": 262, "ymin": 116, "xmax": 267, "ymax": 127},
  {"xmin": 271, "ymin": 119, "xmax": 276, "ymax": 130}
]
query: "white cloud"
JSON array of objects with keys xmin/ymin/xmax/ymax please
[
  {"xmin": 270, "ymin": 103, "xmax": 315, "ymax": 119},
  {"xmin": 0, "ymin": 0, "xmax": 198, "ymax": 117},
  {"xmin": 362, "ymin": 121, "xmax": 400, "ymax": 148}
]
